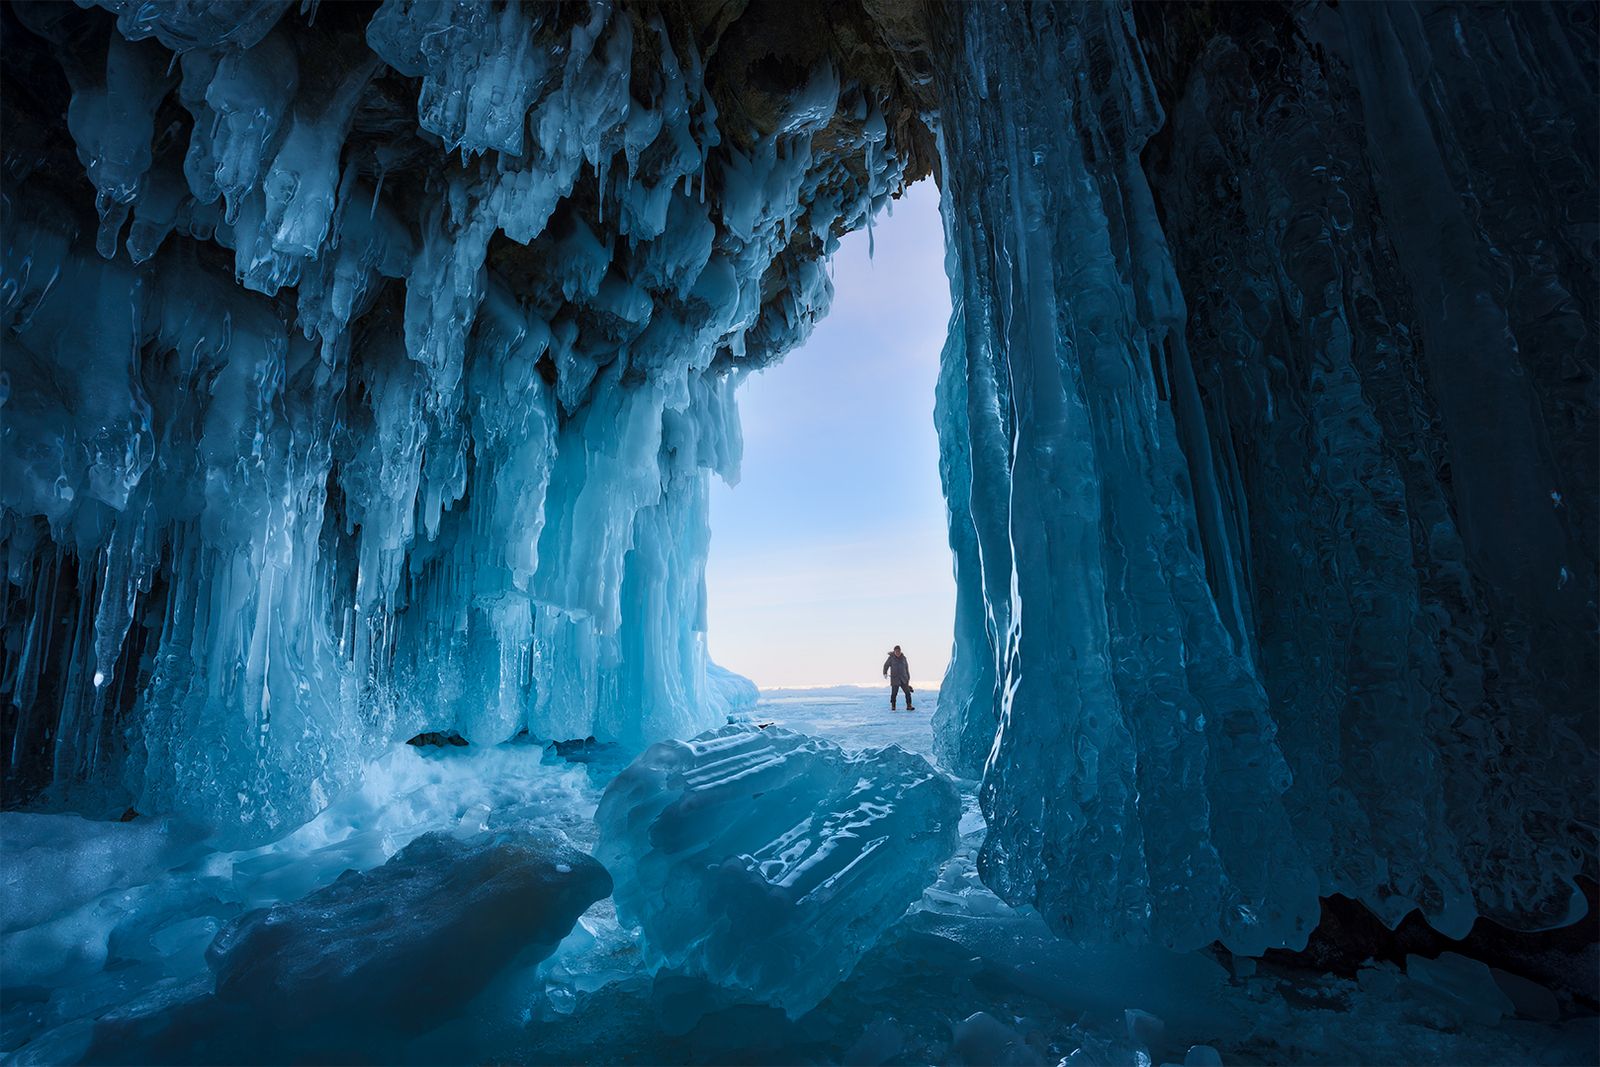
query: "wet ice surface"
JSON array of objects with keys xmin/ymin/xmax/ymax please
[{"xmin": 4, "ymin": 695, "xmax": 1596, "ymax": 1066}]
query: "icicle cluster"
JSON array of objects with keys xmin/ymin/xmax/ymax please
[{"xmin": 1, "ymin": 0, "xmax": 916, "ymax": 840}]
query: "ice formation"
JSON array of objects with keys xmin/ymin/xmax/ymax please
[
  {"xmin": 1, "ymin": 0, "xmax": 921, "ymax": 841},
  {"xmin": 1, "ymin": 0, "xmax": 1595, "ymax": 1055},
  {"xmin": 596, "ymin": 723, "xmax": 960, "ymax": 1016},
  {"xmin": 0, "ymin": 740, "xmax": 603, "ymax": 1058},
  {"xmin": 38, "ymin": 828, "xmax": 612, "ymax": 1065},
  {"xmin": 926, "ymin": 1, "xmax": 1597, "ymax": 954},
  {"xmin": 151, "ymin": 830, "xmax": 609, "ymax": 1062}
]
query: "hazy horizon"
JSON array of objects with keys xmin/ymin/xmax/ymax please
[{"xmin": 705, "ymin": 181, "xmax": 955, "ymax": 689}]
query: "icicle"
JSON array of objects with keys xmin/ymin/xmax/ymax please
[{"xmin": 369, "ymin": 165, "xmax": 385, "ymax": 221}]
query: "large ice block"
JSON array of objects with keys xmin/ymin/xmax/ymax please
[
  {"xmin": 595, "ymin": 724, "xmax": 960, "ymax": 1016},
  {"xmin": 34, "ymin": 827, "xmax": 610, "ymax": 1064},
  {"xmin": 206, "ymin": 830, "xmax": 611, "ymax": 1035}
]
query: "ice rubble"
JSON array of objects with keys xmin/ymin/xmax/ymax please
[
  {"xmin": 927, "ymin": 0, "xmax": 1596, "ymax": 954},
  {"xmin": 0, "ymin": 743, "xmax": 599, "ymax": 1054},
  {"xmin": 208, "ymin": 830, "xmax": 609, "ymax": 1026},
  {"xmin": 595, "ymin": 723, "xmax": 961, "ymax": 1017},
  {"xmin": 1, "ymin": 0, "xmax": 918, "ymax": 841},
  {"xmin": 42, "ymin": 829, "xmax": 611, "ymax": 1065}
]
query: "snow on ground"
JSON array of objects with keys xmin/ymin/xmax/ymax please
[{"xmin": 745, "ymin": 685, "xmax": 939, "ymax": 757}]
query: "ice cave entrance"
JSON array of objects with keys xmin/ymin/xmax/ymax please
[{"xmin": 705, "ymin": 180, "xmax": 954, "ymax": 737}]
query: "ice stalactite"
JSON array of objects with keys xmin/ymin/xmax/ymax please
[
  {"xmin": 1, "ymin": 0, "xmax": 927, "ymax": 841},
  {"xmin": 929, "ymin": 0, "xmax": 1596, "ymax": 952}
]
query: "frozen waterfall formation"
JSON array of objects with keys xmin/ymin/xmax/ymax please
[
  {"xmin": 3, "ymin": 0, "xmax": 1597, "ymax": 963},
  {"xmin": 1, "ymin": 0, "xmax": 923, "ymax": 837},
  {"xmin": 925, "ymin": 1, "xmax": 1597, "ymax": 954}
]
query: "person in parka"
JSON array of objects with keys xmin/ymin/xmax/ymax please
[{"xmin": 882, "ymin": 645, "xmax": 914, "ymax": 711}]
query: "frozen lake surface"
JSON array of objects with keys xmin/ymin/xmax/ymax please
[
  {"xmin": 745, "ymin": 685, "xmax": 939, "ymax": 758},
  {"xmin": 6, "ymin": 686, "xmax": 1593, "ymax": 1066}
]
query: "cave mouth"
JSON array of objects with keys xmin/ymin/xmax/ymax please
[
  {"xmin": 706, "ymin": 179, "xmax": 955, "ymax": 699},
  {"xmin": 2, "ymin": 0, "xmax": 1595, "ymax": 1061}
]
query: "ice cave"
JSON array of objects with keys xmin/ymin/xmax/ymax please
[{"xmin": 1, "ymin": 0, "xmax": 1596, "ymax": 1063}]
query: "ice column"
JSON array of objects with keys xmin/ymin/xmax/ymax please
[
  {"xmin": 930, "ymin": 0, "xmax": 1596, "ymax": 949},
  {"xmin": 930, "ymin": 1, "xmax": 1322, "ymax": 954}
]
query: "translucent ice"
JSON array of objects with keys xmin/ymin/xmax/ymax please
[
  {"xmin": 928, "ymin": 2, "xmax": 1319, "ymax": 956},
  {"xmin": 595, "ymin": 724, "xmax": 960, "ymax": 1016},
  {"xmin": 86, "ymin": 0, "xmax": 292, "ymax": 53},
  {"xmin": 57, "ymin": 829, "xmax": 612, "ymax": 1064},
  {"xmin": 1404, "ymin": 953, "xmax": 1516, "ymax": 1025},
  {"xmin": 3, "ymin": 0, "xmax": 915, "ymax": 841},
  {"xmin": 7, "ymin": 0, "xmax": 1592, "ymax": 988}
]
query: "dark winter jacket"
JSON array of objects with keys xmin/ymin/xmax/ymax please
[{"xmin": 883, "ymin": 652, "xmax": 910, "ymax": 686}]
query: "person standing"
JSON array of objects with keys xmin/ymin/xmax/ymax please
[{"xmin": 882, "ymin": 645, "xmax": 914, "ymax": 711}]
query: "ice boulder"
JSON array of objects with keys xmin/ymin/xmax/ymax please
[
  {"xmin": 207, "ymin": 831, "xmax": 611, "ymax": 1046},
  {"xmin": 595, "ymin": 724, "xmax": 960, "ymax": 1016}
]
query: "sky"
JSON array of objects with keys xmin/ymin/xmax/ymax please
[{"xmin": 705, "ymin": 181, "xmax": 955, "ymax": 689}]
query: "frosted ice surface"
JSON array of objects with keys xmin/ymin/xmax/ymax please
[
  {"xmin": 0, "ymin": 813, "xmax": 199, "ymax": 936},
  {"xmin": 595, "ymin": 723, "xmax": 960, "ymax": 1016},
  {"xmin": 703, "ymin": 660, "xmax": 759, "ymax": 717}
]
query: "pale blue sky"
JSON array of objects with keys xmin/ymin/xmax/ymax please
[{"xmin": 706, "ymin": 181, "xmax": 954, "ymax": 688}]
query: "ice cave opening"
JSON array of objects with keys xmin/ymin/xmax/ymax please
[
  {"xmin": 1, "ymin": 1, "xmax": 1596, "ymax": 1065},
  {"xmin": 706, "ymin": 177, "xmax": 954, "ymax": 695}
]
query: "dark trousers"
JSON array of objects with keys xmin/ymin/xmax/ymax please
[{"xmin": 890, "ymin": 683, "xmax": 913, "ymax": 708}]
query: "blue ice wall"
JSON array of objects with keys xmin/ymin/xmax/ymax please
[
  {"xmin": 0, "ymin": 0, "xmax": 919, "ymax": 840},
  {"xmin": 1142, "ymin": 1, "xmax": 1600, "ymax": 937},
  {"xmin": 929, "ymin": 1, "xmax": 1597, "ymax": 952},
  {"xmin": 930, "ymin": 2, "xmax": 1321, "ymax": 956}
]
